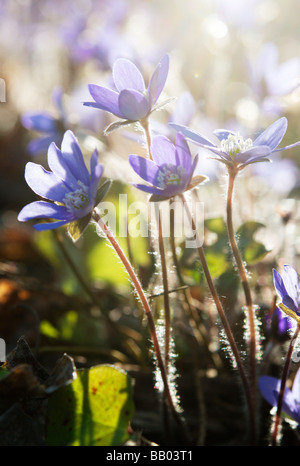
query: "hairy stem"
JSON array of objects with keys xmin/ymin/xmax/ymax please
[
  {"xmin": 180, "ymin": 194, "xmax": 255, "ymax": 443},
  {"xmin": 271, "ymin": 324, "xmax": 300, "ymax": 446},
  {"xmin": 157, "ymin": 208, "xmax": 171, "ymax": 373},
  {"xmin": 92, "ymin": 209, "xmax": 187, "ymax": 438},
  {"xmin": 226, "ymin": 168, "xmax": 257, "ymax": 430},
  {"xmin": 140, "ymin": 118, "xmax": 153, "ymax": 160}
]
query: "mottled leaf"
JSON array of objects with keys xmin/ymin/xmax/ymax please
[
  {"xmin": 237, "ymin": 221, "xmax": 270, "ymax": 265},
  {"xmin": 46, "ymin": 365, "xmax": 134, "ymax": 446}
]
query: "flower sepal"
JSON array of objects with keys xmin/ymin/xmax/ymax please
[
  {"xmin": 104, "ymin": 118, "xmax": 137, "ymax": 136},
  {"xmin": 67, "ymin": 213, "xmax": 92, "ymax": 242},
  {"xmin": 95, "ymin": 179, "xmax": 112, "ymax": 206},
  {"xmin": 186, "ymin": 174, "xmax": 208, "ymax": 189}
]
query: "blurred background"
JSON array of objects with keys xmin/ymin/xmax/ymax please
[{"xmin": 1, "ymin": 0, "xmax": 300, "ymax": 445}]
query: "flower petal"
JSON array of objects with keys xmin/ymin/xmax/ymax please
[
  {"xmin": 61, "ymin": 130, "xmax": 90, "ymax": 186},
  {"xmin": 259, "ymin": 376, "xmax": 299, "ymax": 421},
  {"xmin": 18, "ymin": 200, "xmax": 71, "ymax": 222},
  {"xmin": 253, "ymin": 117, "xmax": 288, "ymax": 150},
  {"xmin": 133, "ymin": 183, "xmax": 165, "ymax": 195},
  {"xmin": 118, "ymin": 89, "xmax": 150, "ymax": 120},
  {"xmin": 90, "ymin": 149, "xmax": 104, "ymax": 200},
  {"xmin": 24, "ymin": 162, "xmax": 69, "ymax": 202},
  {"xmin": 113, "ymin": 58, "xmax": 145, "ymax": 93},
  {"xmin": 21, "ymin": 112, "xmax": 57, "ymax": 133},
  {"xmin": 128, "ymin": 154, "xmax": 159, "ymax": 185},
  {"xmin": 186, "ymin": 153, "xmax": 199, "ymax": 186},
  {"xmin": 169, "ymin": 123, "xmax": 217, "ymax": 148},
  {"xmin": 234, "ymin": 145, "xmax": 271, "ymax": 164},
  {"xmin": 84, "ymin": 84, "xmax": 123, "ymax": 118},
  {"xmin": 259, "ymin": 375, "xmax": 281, "ymax": 409},
  {"xmin": 273, "ymin": 268, "xmax": 299, "ymax": 314},
  {"xmin": 282, "ymin": 265, "xmax": 300, "ymax": 305},
  {"xmin": 34, "ymin": 219, "xmax": 70, "ymax": 231},
  {"xmin": 151, "ymin": 135, "xmax": 176, "ymax": 166},
  {"xmin": 148, "ymin": 54, "xmax": 169, "ymax": 107},
  {"xmin": 174, "ymin": 132, "xmax": 192, "ymax": 171},
  {"xmin": 292, "ymin": 368, "xmax": 300, "ymax": 400},
  {"xmin": 213, "ymin": 129, "xmax": 236, "ymax": 142},
  {"xmin": 47, "ymin": 142, "xmax": 77, "ymax": 188},
  {"xmin": 272, "ymin": 140, "xmax": 300, "ymax": 153},
  {"xmin": 27, "ymin": 135, "xmax": 59, "ymax": 156}
]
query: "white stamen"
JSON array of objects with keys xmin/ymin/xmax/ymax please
[
  {"xmin": 221, "ymin": 132, "xmax": 253, "ymax": 159},
  {"xmin": 63, "ymin": 180, "xmax": 89, "ymax": 212},
  {"xmin": 157, "ymin": 164, "xmax": 186, "ymax": 188}
]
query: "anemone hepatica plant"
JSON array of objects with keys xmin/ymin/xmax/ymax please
[
  {"xmin": 83, "ymin": 54, "xmax": 170, "ymax": 133},
  {"xmin": 170, "ymin": 117, "xmax": 300, "ymax": 169},
  {"xmin": 14, "ymin": 34, "xmax": 300, "ymax": 446},
  {"xmin": 17, "ymin": 130, "xmax": 109, "ymax": 241},
  {"xmin": 128, "ymin": 132, "xmax": 206, "ymax": 201}
]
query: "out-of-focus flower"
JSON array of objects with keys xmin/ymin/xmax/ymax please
[
  {"xmin": 273, "ymin": 265, "xmax": 300, "ymax": 324},
  {"xmin": 265, "ymin": 306, "xmax": 296, "ymax": 343},
  {"xmin": 251, "ymin": 155, "xmax": 300, "ymax": 195},
  {"xmin": 83, "ymin": 54, "xmax": 170, "ymax": 130},
  {"xmin": 170, "ymin": 117, "xmax": 300, "ymax": 170},
  {"xmin": 128, "ymin": 133, "xmax": 206, "ymax": 201},
  {"xmin": 21, "ymin": 88, "xmax": 67, "ymax": 156},
  {"xmin": 250, "ymin": 42, "xmax": 300, "ymax": 116},
  {"xmin": 18, "ymin": 130, "xmax": 109, "ymax": 241},
  {"xmin": 259, "ymin": 368, "xmax": 300, "ymax": 425}
]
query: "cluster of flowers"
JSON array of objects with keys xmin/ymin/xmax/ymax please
[{"xmin": 18, "ymin": 53, "xmax": 300, "ymax": 429}]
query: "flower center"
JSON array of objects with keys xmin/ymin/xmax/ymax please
[
  {"xmin": 156, "ymin": 164, "xmax": 186, "ymax": 188},
  {"xmin": 221, "ymin": 133, "xmax": 253, "ymax": 159},
  {"xmin": 63, "ymin": 181, "xmax": 89, "ymax": 212}
]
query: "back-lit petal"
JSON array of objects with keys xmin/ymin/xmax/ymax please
[
  {"xmin": 85, "ymin": 85, "xmax": 123, "ymax": 118},
  {"xmin": 24, "ymin": 162, "xmax": 69, "ymax": 202},
  {"xmin": 129, "ymin": 154, "xmax": 159, "ymax": 185},
  {"xmin": 113, "ymin": 58, "xmax": 145, "ymax": 92},
  {"xmin": 148, "ymin": 54, "xmax": 169, "ymax": 106},
  {"xmin": 253, "ymin": 117, "xmax": 288, "ymax": 150},
  {"xmin": 118, "ymin": 89, "xmax": 150, "ymax": 120}
]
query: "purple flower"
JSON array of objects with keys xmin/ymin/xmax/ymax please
[
  {"xmin": 259, "ymin": 368, "xmax": 300, "ymax": 425},
  {"xmin": 170, "ymin": 117, "xmax": 300, "ymax": 169},
  {"xmin": 83, "ymin": 54, "xmax": 170, "ymax": 128},
  {"xmin": 128, "ymin": 133, "xmax": 206, "ymax": 201},
  {"xmin": 265, "ymin": 307, "xmax": 296, "ymax": 342},
  {"xmin": 250, "ymin": 43, "xmax": 300, "ymax": 116},
  {"xmin": 273, "ymin": 265, "xmax": 300, "ymax": 324},
  {"xmin": 21, "ymin": 88, "xmax": 66, "ymax": 156},
  {"xmin": 18, "ymin": 130, "xmax": 108, "ymax": 241}
]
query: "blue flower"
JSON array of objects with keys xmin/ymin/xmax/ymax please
[
  {"xmin": 128, "ymin": 133, "xmax": 206, "ymax": 201},
  {"xmin": 259, "ymin": 368, "xmax": 300, "ymax": 425},
  {"xmin": 273, "ymin": 265, "xmax": 300, "ymax": 324},
  {"xmin": 83, "ymin": 55, "xmax": 170, "ymax": 126},
  {"xmin": 170, "ymin": 117, "xmax": 300, "ymax": 169},
  {"xmin": 21, "ymin": 88, "xmax": 66, "ymax": 156},
  {"xmin": 18, "ymin": 130, "xmax": 107, "ymax": 240}
]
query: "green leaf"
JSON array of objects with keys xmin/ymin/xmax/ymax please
[
  {"xmin": 46, "ymin": 365, "xmax": 134, "ymax": 446},
  {"xmin": 236, "ymin": 221, "xmax": 270, "ymax": 265},
  {"xmin": 205, "ymin": 216, "xmax": 227, "ymax": 236}
]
